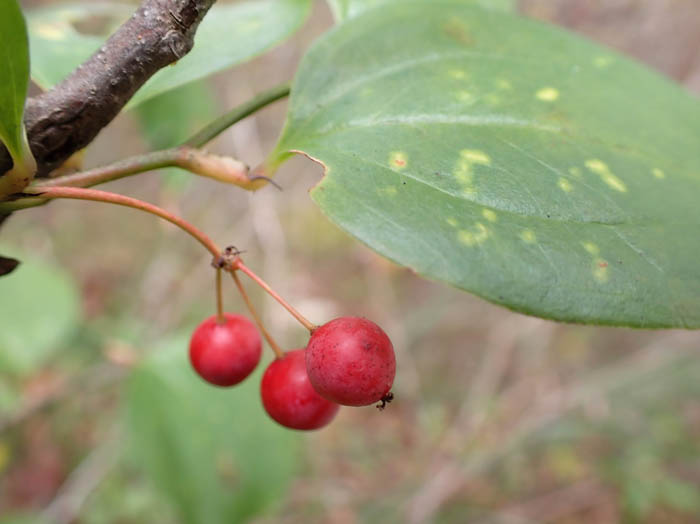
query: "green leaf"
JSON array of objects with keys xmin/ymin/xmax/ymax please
[
  {"xmin": 271, "ymin": 0, "xmax": 700, "ymax": 328},
  {"xmin": 129, "ymin": 0, "xmax": 311, "ymax": 108},
  {"xmin": 326, "ymin": 0, "xmax": 514, "ymax": 22},
  {"xmin": 136, "ymin": 81, "xmax": 218, "ymax": 190},
  {"xmin": 136, "ymin": 81, "xmax": 217, "ymax": 151},
  {"xmin": 0, "ymin": 0, "xmax": 31, "ymax": 161},
  {"xmin": 27, "ymin": 1, "xmax": 311, "ymax": 109},
  {"xmin": 0, "ymin": 246, "xmax": 80, "ymax": 375},
  {"xmin": 26, "ymin": 3, "xmax": 130, "ymax": 90},
  {"xmin": 126, "ymin": 339, "xmax": 301, "ymax": 524}
]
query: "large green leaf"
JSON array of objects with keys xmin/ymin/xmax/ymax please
[
  {"xmin": 0, "ymin": 0, "xmax": 31, "ymax": 161},
  {"xmin": 271, "ymin": 1, "xmax": 700, "ymax": 328},
  {"xmin": 326, "ymin": 0, "xmax": 514, "ymax": 22},
  {"xmin": 126, "ymin": 340, "xmax": 300, "ymax": 524},
  {"xmin": 27, "ymin": 0, "xmax": 311, "ymax": 109},
  {"xmin": 0, "ymin": 246, "xmax": 80, "ymax": 375}
]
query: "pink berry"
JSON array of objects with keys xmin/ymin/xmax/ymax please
[
  {"xmin": 261, "ymin": 349, "xmax": 339, "ymax": 430},
  {"xmin": 189, "ymin": 313, "xmax": 261, "ymax": 387},
  {"xmin": 306, "ymin": 317, "xmax": 395, "ymax": 407}
]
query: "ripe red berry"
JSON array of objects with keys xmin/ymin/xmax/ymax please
[
  {"xmin": 189, "ymin": 313, "xmax": 261, "ymax": 387},
  {"xmin": 305, "ymin": 317, "xmax": 395, "ymax": 407},
  {"xmin": 261, "ymin": 349, "xmax": 339, "ymax": 430}
]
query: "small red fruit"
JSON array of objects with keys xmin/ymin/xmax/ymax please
[
  {"xmin": 261, "ymin": 349, "xmax": 339, "ymax": 430},
  {"xmin": 306, "ymin": 317, "xmax": 395, "ymax": 407},
  {"xmin": 189, "ymin": 313, "xmax": 261, "ymax": 387}
]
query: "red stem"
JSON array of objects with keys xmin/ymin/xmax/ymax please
[
  {"xmin": 25, "ymin": 186, "xmax": 221, "ymax": 257},
  {"xmin": 232, "ymin": 259, "xmax": 317, "ymax": 333},
  {"xmin": 215, "ymin": 268, "xmax": 224, "ymax": 324},
  {"xmin": 230, "ymin": 271, "xmax": 284, "ymax": 359}
]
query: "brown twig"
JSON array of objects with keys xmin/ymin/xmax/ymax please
[{"xmin": 0, "ymin": 0, "xmax": 218, "ymax": 178}]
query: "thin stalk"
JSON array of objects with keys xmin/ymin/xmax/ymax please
[
  {"xmin": 230, "ymin": 270, "xmax": 284, "ymax": 359},
  {"xmin": 215, "ymin": 268, "xmax": 224, "ymax": 324},
  {"xmin": 232, "ymin": 259, "xmax": 317, "ymax": 333},
  {"xmin": 5, "ymin": 85, "xmax": 291, "ymax": 212},
  {"xmin": 33, "ymin": 149, "xmax": 183, "ymax": 189},
  {"xmin": 25, "ymin": 186, "xmax": 221, "ymax": 257},
  {"xmin": 185, "ymin": 83, "xmax": 291, "ymax": 148}
]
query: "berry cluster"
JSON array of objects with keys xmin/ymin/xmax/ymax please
[{"xmin": 189, "ymin": 313, "xmax": 396, "ymax": 430}]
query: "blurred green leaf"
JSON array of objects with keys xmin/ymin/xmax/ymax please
[
  {"xmin": 126, "ymin": 339, "xmax": 301, "ymax": 524},
  {"xmin": 129, "ymin": 0, "xmax": 311, "ymax": 108},
  {"xmin": 27, "ymin": 1, "xmax": 311, "ymax": 109},
  {"xmin": 0, "ymin": 246, "xmax": 80, "ymax": 375},
  {"xmin": 0, "ymin": 0, "xmax": 31, "ymax": 162},
  {"xmin": 661, "ymin": 479, "xmax": 700, "ymax": 514},
  {"xmin": 326, "ymin": 0, "xmax": 514, "ymax": 22},
  {"xmin": 272, "ymin": 0, "xmax": 700, "ymax": 328},
  {"xmin": 136, "ymin": 81, "xmax": 218, "ymax": 191},
  {"xmin": 26, "ymin": 3, "xmax": 129, "ymax": 91},
  {"xmin": 136, "ymin": 81, "xmax": 217, "ymax": 151}
]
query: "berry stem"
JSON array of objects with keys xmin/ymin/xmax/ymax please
[
  {"xmin": 215, "ymin": 268, "xmax": 224, "ymax": 324},
  {"xmin": 231, "ymin": 259, "xmax": 317, "ymax": 333},
  {"xmin": 24, "ymin": 186, "xmax": 221, "ymax": 258},
  {"xmin": 230, "ymin": 270, "xmax": 284, "ymax": 359}
]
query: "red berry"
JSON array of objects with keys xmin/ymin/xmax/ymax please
[
  {"xmin": 189, "ymin": 313, "xmax": 261, "ymax": 387},
  {"xmin": 261, "ymin": 349, "xmax": 339, "ymax": 430},
  {"xmin": 305, "ymin": 317, "xmax": 395, "ymax": 407}
]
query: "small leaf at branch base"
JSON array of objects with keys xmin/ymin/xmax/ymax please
[
  {"xmin": 0, "ymin": 0, "xmax": 32, "ymax": 184},
  {"xmin": 0, "ymin": 256, "xmax": 20, "ymax": 277},
  {"xmin": 272, "ymin": 0, "xmax": 700, "ymax": 328}
]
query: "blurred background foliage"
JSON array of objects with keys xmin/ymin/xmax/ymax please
[{"xmin": 2, "ymin": 0, "xmax": 700, "ymax": 522}]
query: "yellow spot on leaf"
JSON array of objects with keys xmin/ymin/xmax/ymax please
[
  {"xmin": 557, "ymin": 178, "xmax": 573, "ymax": 193},
  {"xmin": 453, "ymin": 150, "xmax": 491, "ymax": 195},
  {"xmin": 389, "ymin": 151, "xmax": 407, "ymax": 170},
  {"xmin": 458, "ymin": 222, "xmax": 490, "ymax": 247},
  {"xmin": 484, "ymin": 93, "xmax": 501, "ymax": 106},
  {"xmin": 582, "ymin": 242, "xmax": 609, "ymax": 283},
  {"xmin": 449, "ymin": 69, "xmax": 467, "ymax": 79},
  {"xmin": 594, "ymin": 56, "xmax": 614, "ymax": 68},
  {"xmin": 536, "ymin": 87, "xmax": 560, "ymax": 102},
  {"xmin": 378, "ymin": 186, "xmax": 398, "ymax": 196},
  {"xmin": 495, "ymin": 79, "xmax": 512, "ymax": 90},
  {"xmin": 455, "ymin": 90, "xmax": 474, "ymax": 103},
  {"xmin": 652, "ymin": 168, "xmax": 666, "ymax": 179},
  {"xmin": 520, "ymin": 229, "xmax": 536, "ymax": 244},
  {"xmin": 582, "ymin": 242, "xmax": 600, "ymax": 256},
  {"xmin": 446, "ymin": 217, "xmax": 458, "ymax": 227},
  {"xmin": 585, "ymin": 159, "xmax": 627, "ymax": 192},
  {"xmin": 568, "ymin": 167, "xmax": 582, "ymax": 178},
  {"xmin": 461, "ymin": 150, "xmax": 491, "ymax": 165},
  {"xmin": 593, "ymin": 259, "xmax": 609, "ymax": 283},
  {"xmin": 482, "ymin": 209, "xmax": 497, "ymax": 222}
]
